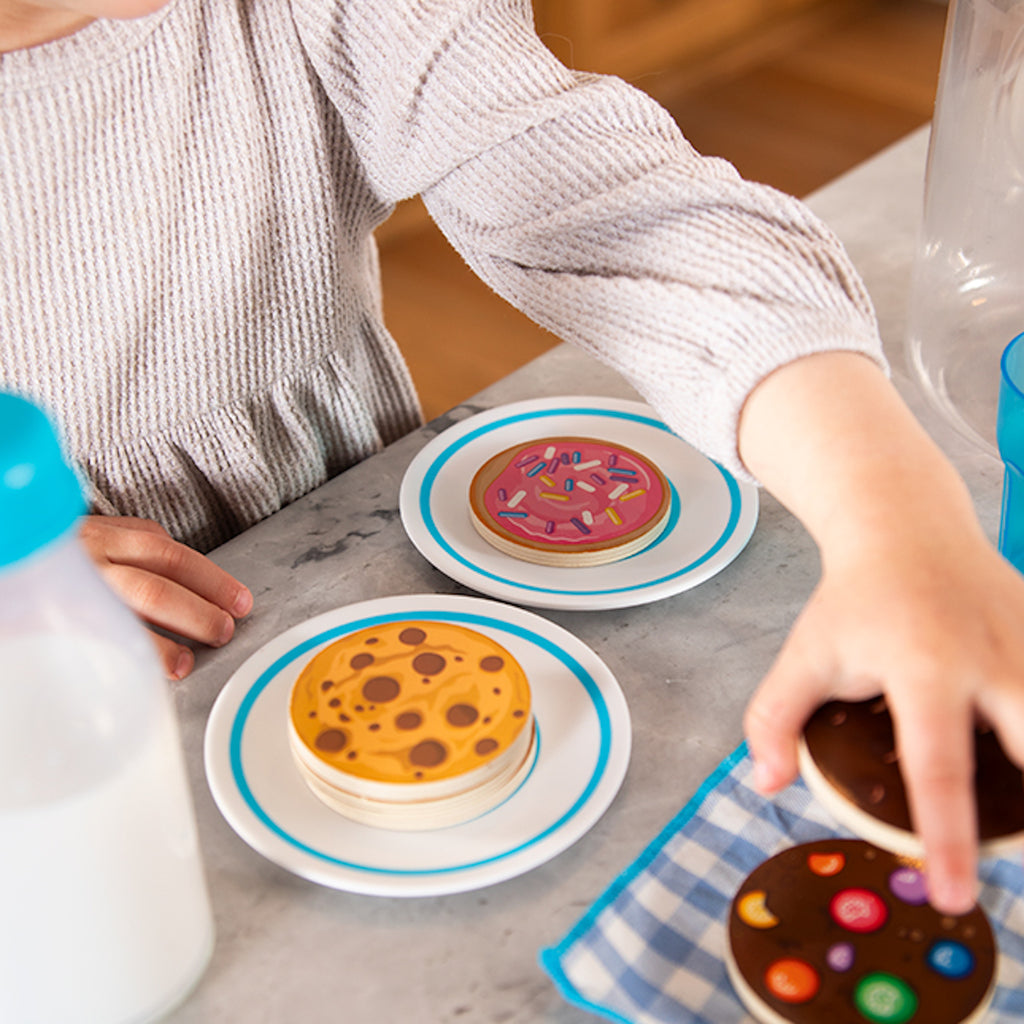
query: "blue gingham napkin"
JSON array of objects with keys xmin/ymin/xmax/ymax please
[{"xmin": 540, "ymin": 742, "xmax": 1024, "ymax": 1023}]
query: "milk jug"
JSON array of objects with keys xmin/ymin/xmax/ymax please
[{"xmin": 0, "ymin": 392, "xmax": 214, "ymax": 1023}]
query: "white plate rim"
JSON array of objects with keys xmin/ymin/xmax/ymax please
[
  {"xmin": 399, "ymin": 396, "xmax": 758, "ymax": 610},
  {"xmin": 203, "ymin": 594, "xmax": 631, "ymax": 896}
]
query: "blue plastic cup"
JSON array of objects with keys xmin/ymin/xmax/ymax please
[{"xmin": 997, "ymin": 333, "xmax": 1024, "ymax": 572}]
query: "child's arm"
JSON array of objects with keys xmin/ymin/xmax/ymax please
[
  {"xmin": 740, "ymin": 350, "xmax": 1024, "ymax": 915},
  {"xmin": 78, "ymin": 515, "xmax": 253, "ymax": 680}
]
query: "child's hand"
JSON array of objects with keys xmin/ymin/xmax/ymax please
[
  {"xmin": 744, "ymin": 520, "xmax": 1024, "ymax": 914},
  {"xmin": 738, "ymin": 351, "xmax": 1024, "ymax": 915},
  {"xmin": 79, "ymin": 515, "xmax": 253, "ymax": 680}
]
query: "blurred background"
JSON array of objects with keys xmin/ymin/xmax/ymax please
[{"xmin": 378, "ymin": 0, "xmax": 950, "ymax": 420}]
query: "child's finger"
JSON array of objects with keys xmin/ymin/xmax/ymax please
[
  {"xmin": 80, "ymin": 515, "xmax": 253, "ymax": 618},
  {"xmin": 744, "ymin": 650, "xmax": 826, "ymax": 794},
  {"xmin": 888, "ymin": 689, "xmax": 978, "ymax": 915},
  {"xmin": 148, "ymin": 631, "xmax": 196, "ymax": 681},
  {"xmin": 100, "ymin": 563, "xmax": 238, "ymax": 651}
]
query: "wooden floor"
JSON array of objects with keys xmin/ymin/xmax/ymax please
[{"xmin": 379, "ymin": 0, "xmax": 949, "ymax": 421}]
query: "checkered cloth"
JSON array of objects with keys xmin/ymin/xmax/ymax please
[{"xmin": 541, "ymin": 742, "xmax": 1024, "ymax": 1023}]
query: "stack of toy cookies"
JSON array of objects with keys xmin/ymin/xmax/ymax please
[{"xmin": 725, "ymin": 698, "xmax": 1024, "ymax": 1023}]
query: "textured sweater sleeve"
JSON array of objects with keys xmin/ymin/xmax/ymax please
[{"xmin": 291, "ymin": 0, "xmax": 885, "ymax": 482}]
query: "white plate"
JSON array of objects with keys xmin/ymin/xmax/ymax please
[
  {"xmin": 204, "ymin": 594, "xmax": 631, "ymax": 897},
  {"xmin": 400, "ymin": 397, "xmax": 758, "ymax": 610}
]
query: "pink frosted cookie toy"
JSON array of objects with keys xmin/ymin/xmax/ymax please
[{"xmin": 468, "ymin": 436, "xmax": 672, "ymax": 567}]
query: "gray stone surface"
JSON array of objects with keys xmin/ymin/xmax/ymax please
[{"xmin": 167, "ymin": 127, "xmax": 998, "ymax": 1023}]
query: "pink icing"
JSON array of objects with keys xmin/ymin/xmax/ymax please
[{"xmin": 481, "ymin": 439, "xmax": 666, "ymax": 547}]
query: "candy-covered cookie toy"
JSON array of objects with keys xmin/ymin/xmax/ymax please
[
  {"xmin": 468, "ymin": 436, "xmax": 671, "ymax": 567},
  {"xmin": 798, "ymin": 697, "xmax": 1024, "ymax": 859},
  {"xmin": 288, "ymin": 620, "xmax": 534, "ymax": 830},
  {"xmin": 726, "ymin": 838, "xmax": 996, "ymax": 1024}
]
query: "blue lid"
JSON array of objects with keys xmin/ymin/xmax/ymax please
[{"xmin": 0, "ymin": 392, "xmax": 86, "ymax": 567}]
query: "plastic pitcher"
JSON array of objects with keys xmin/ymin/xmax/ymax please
[{"xmin": 906, "ymin": 0, "xmax": 1024, "ymax": 459}]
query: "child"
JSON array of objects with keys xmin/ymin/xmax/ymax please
[{"xmin": 3, "ymin": 0, "xmax": 1022, "ymax": 917}]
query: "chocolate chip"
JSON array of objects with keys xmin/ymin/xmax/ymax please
[
  {"xmin": 409, "ymin": 740, "xmax": 447, "ymax": 767},
  {"xmin": 362, "ymin": 676, "xmax": 400, "ymax": 703},
  {"xmin": 315, "ymin": 729, "xmax": 347, "ymax": 753},
  {"xmin": 412, "ymin": 652, "xmax": 446, "ymax": 676},
  {"xmin": 446, "ymin": 704, "xmax": 479, "ymax": 727}
]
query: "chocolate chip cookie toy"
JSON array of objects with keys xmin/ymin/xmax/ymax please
[{"xmin": 289, "ymin": 620, "xmax": 534, "ymax": 830}]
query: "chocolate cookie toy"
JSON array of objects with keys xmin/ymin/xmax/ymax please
[
  {"xmin": 288, "ymin": 620, "xmax": 534, "ymax": 830},
  {"xmin": 726, "ymin": 839, "xmax": 996, "ymax": 1024},
  {"xmin": 798, "ymin": 697, "xmax": 1024, "ymax": 858},
  {"xmin": 469, "ymin": 436, "xmax": 671, "ymax": 567}
]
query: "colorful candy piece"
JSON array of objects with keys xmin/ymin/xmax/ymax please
[
  {"xmin": 765, "ymin": 959, "xmax": 820, "ymax": 1004},
  {"xmin": 927, "ymin": 940, "xmax": 974, "ymax": 980},
  {"xmin": 854, "ymin": 973, "xmax": 918, "ymax": 1024},
  {"xmin": 830, "ymin": 888, "xmax": 889, "ymax": 934},
  {"xmin": 825, "ymin": 942, "xmax": 855, "ymax": 972},
  {"xmin": 808, "ymin": 852, "xmax": 845, "ymax": 877},
  {"xmin": 737, "ymin": 890, "xmax": 779, "ymax": 929},
  {"xmin": 888, "ymin": 866, "xmax": 929, "ymax": 906}
]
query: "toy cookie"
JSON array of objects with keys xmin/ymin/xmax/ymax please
[
  {"xmin": 469, "ymin": 436, "xmax": 671, "ymax": 567},
  {"xmin": 726, "ymin": 838, "xmax": 996, "ymax": 1024},
  {"xmin": 798, "ymin": 697, "xmax": 1024, "ymax": 858},
  {"xmin": 288, "ymin": 620, "xmax": 534, "ymax": 830}
]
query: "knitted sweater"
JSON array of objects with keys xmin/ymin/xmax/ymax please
[{"xmin": 0, "ymin": 0, "xmax": 884, "ymax": 552}]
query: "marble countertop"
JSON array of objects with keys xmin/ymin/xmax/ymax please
[{"xmin": 166, "ymin": 127, "xmax": 1003, "ymax": 1024}]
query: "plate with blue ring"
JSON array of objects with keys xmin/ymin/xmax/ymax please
[
  {"xmin": 204, "ymin": 593, "xmax": 631, "ymax": 897},
  {"xmin": 399, "ymin": 396, "xmax": 758, "ymax": 610}
]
